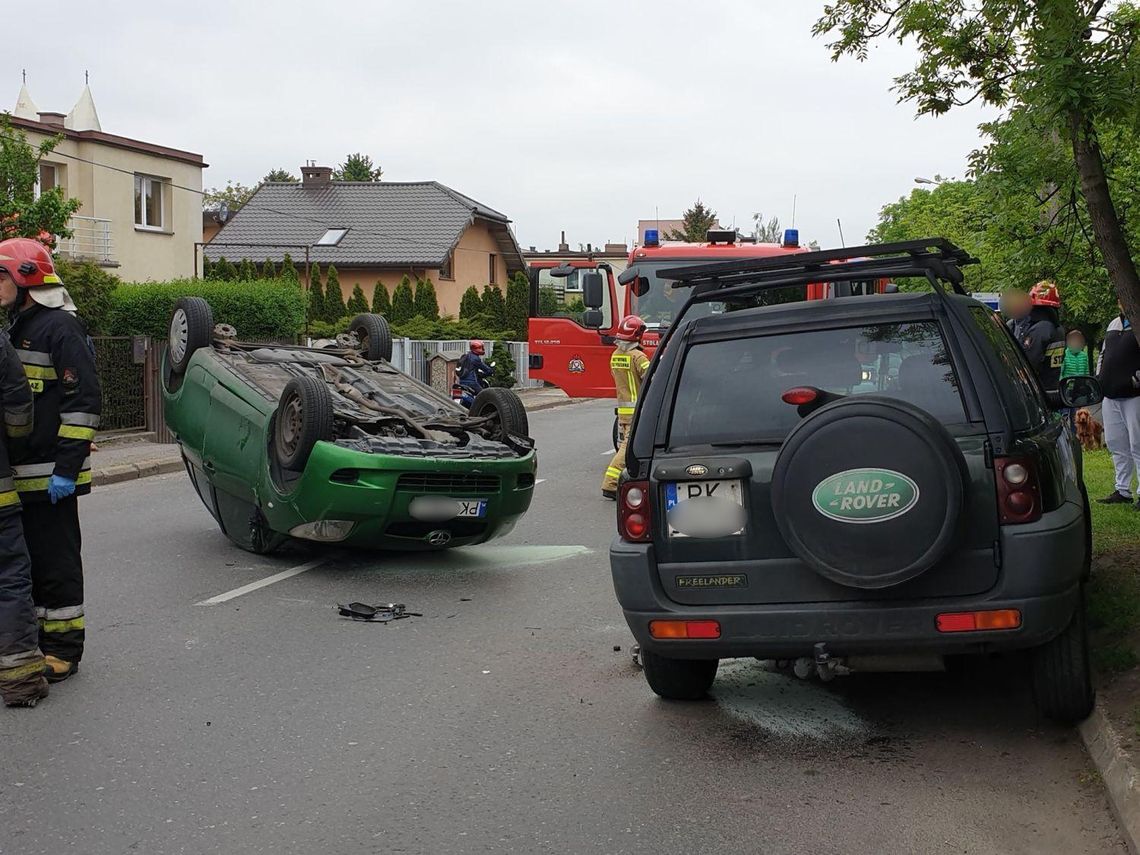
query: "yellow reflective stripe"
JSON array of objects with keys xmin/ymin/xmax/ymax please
[
  {"xmin": 42, "ymin": 274, "xmax": 62, "ymax": 285},
  {"xmin": 0, "ymin": 491, "xmax": 20, "ymax": 508},
  {"xmin": 616, "ymin": 406, "xmax": 635, "ymax": 415},
  {"xmin": 28, "ymin": 379, "xmax": 43, "ymax": 393},
  {"xmin": 40, "ymin": 616, "xmax": 85, "ymax": 633},
  {"xmin": 605, "ymin": 467, "xmax": 622, "ymax": 478},
  {"xmin": 6, "ymin": 425, "xmax": 31, "ymax": 438},
  {"xmin": 611, "ymin": 354, "xmax": 632, "ymax": 369},
  {"xmin": 58, "ymin": 425, "xmax": 96, "ymax": 441},
  {"xmin": 15, "ymin": 471, "xmax": 92, "ymax": 492},
  {"xmin": 0, "ymin": 660, "xmax": 45, "ymax": 682},
  {"xmin": 23, "ymin": 365, "xmax": 57, "ymax": 380}
]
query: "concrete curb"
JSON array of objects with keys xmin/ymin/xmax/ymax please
[
  {"xmin": 1081, "ymin": 704, "xmax": 1140, "ymax": 855},
  {"xmin": 93, "ymin": 457, "xmax": 183, "ymax": 486},
  {"xmin": 523, "ymin": 397, "xmax": 590, "ymax": 413}
]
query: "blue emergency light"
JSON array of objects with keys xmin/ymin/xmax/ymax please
[
  {"xmin": 644, "ymin": 229, "xmax": 660, "ymax": 247},
  {"xmin": 782, "ymin": 228, "xmax": 799, "ymax": 248}
]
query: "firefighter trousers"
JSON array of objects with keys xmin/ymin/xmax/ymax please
[
  {"xmin": 0, "ymin": 507, "xmax": 45, "ymax": 702},
  {"xmin": 24, "ymin": 497, "xmax": 85, "ymax": 663},
  {"xmin": 603, "ymin": 415, "xmax": 632, "ymax": 493}
]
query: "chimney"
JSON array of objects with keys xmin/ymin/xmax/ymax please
[
  {"xmin": 604, "ymin": 242, "xmax": 628, "ymax": 254},
  {"xmin": 37, "ymin": 111, "xmax": 66, "ymax": 127},
  {"xmin": 301, "ymin": 164, "xmax": 333, "ymax": 186},
  {"xmin": 557, "ymin": 230, "xmax": 569, "ymax": 253}
]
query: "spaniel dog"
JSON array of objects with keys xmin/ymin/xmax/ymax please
[{"xmin": 1075, "ymin": 408, "xmax": 1104, "ymax": 451}]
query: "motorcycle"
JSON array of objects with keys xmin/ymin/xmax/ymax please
[{"xmin": 451, "ymin": 361, "xmax": 495, "ymax": 410}]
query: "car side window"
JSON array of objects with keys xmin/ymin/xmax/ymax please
[{"xmin": 968, "ymin": 306, "xmax": 1048, "ymax": 428}]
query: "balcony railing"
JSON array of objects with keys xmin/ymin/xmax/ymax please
[{"xmin": 58, "ymin": 216, "xmax": 115, "ymax": 265}]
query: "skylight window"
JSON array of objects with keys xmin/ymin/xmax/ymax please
[{"xmin": 316, "ymin": 228, "xmax": 348, "ymax": 246}]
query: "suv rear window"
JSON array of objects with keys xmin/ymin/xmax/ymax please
[
  {"xmin": 668, "ymin": 321, "xmax": 966, "ymax": 448},
  {"xmin": 967, "ymin": 306, "xmax": 1048, "ymax": 428}
]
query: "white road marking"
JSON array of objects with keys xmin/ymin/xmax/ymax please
[
  {"xmin": 196, "ymin": 557, "xmax": 329, "ymax": 606},
  {"xmin": 536, "ymin": 479, "xmax": 547, "ymax": 485},
  {"xmin": 600, "ymin": 449, "xmax": 615, "ymax": 456}
]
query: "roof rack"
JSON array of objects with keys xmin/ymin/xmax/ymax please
[{"xmin": 659, "ymin": 238, "xmax": 978, "ymax": 295}]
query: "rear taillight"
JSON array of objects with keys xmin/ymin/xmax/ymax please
[
  {"xmin": 995, "ymin": 456, "xmax": 1042, "ymax": 525},
  {"xmin": 618, "ymin": 480, "xmax": 652, "ymax": 542}
]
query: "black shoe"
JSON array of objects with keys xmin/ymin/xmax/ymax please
[
  {"xmin": 602, "ymin": 489, "xmax": 617, "ymax": 501},
  {"xmin": 1097, "ymin": 491, "xmax": 1133, "ymax": 505}
]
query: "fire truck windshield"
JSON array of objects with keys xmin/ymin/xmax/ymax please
[{"xmin": 628, "ymin": 262, "xmax": 727, "ymax": 328}]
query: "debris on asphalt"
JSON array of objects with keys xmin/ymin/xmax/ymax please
[
  {"xmin": 336, "ymin": 602, "xmax": 422, "ymax": 622},
  {"xmin": 631, "ymin": 644, "xmax": 642, "ymax": 668}
]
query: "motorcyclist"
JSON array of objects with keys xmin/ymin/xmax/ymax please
[
  {"xmin": 602, "ymin": 315, "xmax": 651, "ymax": 500},
  {"xmin": 457, "ymin": 339, "xmax": 493, "ymax": 395}
]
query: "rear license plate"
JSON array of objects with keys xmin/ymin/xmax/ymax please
[
  {"xmin": 456, "ymin": 499, "xmax": 487, "ymax": 518},
  {"xmin": 664, "ymin": 480, "xmax": 745, "ymax": 538}
]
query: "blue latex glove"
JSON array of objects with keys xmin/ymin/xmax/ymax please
[{"xmin": 48, "ymin": 475, "xmax": 76, "ymax": 505}]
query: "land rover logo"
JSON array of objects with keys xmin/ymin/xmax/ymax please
[
  {"xmin": 427, "ymin": 529, "xmax": 452, "ymax": 546},
  {"xmin": 811, "ymin": 468, "xmax": 919, "ymax": 524},
  {"xmin": 686, "ymin": 464, "xmax": 709, "ymax": 477}
]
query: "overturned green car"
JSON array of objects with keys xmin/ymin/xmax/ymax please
[{"xmin": 162, "ymin": 297, "xmax": 537, "ymax": 554}]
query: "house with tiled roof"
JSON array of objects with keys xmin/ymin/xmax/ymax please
[{"xmin": 204, "ymin": 164, "xmax": 526, "ymax": 317}]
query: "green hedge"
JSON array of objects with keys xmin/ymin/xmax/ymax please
[
  {"xmin": 306, "ymin": 313, "xmax": 516, "ymax": 343},
  {"xmin": 107, "ymin": 278, "xmax": 306, "ymax": 341}
]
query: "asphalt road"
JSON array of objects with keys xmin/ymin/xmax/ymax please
[{"xmin": 0, "ymin": 399, "xmax": 1125, "ymax": 854}]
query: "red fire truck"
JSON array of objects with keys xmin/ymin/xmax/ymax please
[{"xmin": 526, "ymin": 228, "xmax": 886, "ymax": 398}]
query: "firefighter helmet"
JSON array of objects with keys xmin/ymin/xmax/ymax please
[
  {"xmin": 1029, "ymin": 281, "xmax": 1061, "ymax": 308},
  {"xmin": 0, "ymin": 237, "xmax": 62, "ymax": 288},
  {"xmin": 615, "ymin": 314, "xmax": 646, "ymax": 342},
  {"xmin": 469, "ymin": 339, "xmax": 486, "ymax": 356}
]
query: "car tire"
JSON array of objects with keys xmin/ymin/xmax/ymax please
[
  {"xmin": 642, "ymin": 649, "xmax": 718, "ymax": 700},
  {"xmin": 612, "ymin": 416, "xmax": 621, "ymax": 451},
  {"xmin": 168, "ymin": 297, "xmax": 214, "ymax": 374},
  {"xmin": 274, "ymin": 375, "xmax": 334, "ymax": 471},
  {"xmin": 470, "ymin": 387, "xmax": 529, "ymax": 439},
  {"xmin": 349, "ymin": 313, "xmax": 393, "ymax": 362},
  {"xmin": 1031, "ymin": 591, "xmax": 1095, "ymax": 724}
]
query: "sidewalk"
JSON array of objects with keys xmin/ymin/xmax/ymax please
[{"xmin": 92, "ymin": 387, "xmax": 588, "ymax": 487}]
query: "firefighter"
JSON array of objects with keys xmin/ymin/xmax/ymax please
[
  {"xmin": 457, "ymin": 339, "xmax": 493, "ymax": 395},
  {"xmin": 1008, "ymin": 282, "xmax": 1066, "ymax": 392},
  {"xmin": 0, "ymin": 323, "xmax": 44, "ymax": 707},
  {"xmin": 0, "ymin": 238, "xmax": 101, "ymax": 683},
  {"xmin": 602, "ymin": 315, "xmax": 650, "ymax": 500}
]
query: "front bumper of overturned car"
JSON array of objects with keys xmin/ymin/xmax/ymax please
[{"xmin": 262, "ymin": 441, "xmax": 538, "ymax": 550}]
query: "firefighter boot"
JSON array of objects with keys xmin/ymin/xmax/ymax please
[
  {"xmin": 1, "ymin": 657, "xmax": 49, "ymax": 707},
  {"xmin": 43, "ymin": 654, "xmax": 78, "ymax": 683}
]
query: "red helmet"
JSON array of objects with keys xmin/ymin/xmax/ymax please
[
  {"xmin": 615, "ymin": 314, "xmax": 646, "ymax": 342},
  {"xmin": 0, "ymin": 237, "xmax": 62, "ymax": 288},
  {"xmin": 1029, "ymin": 281, "xmax": 1061, "ymax": 308},
  {"xmin": 469, "ymin": 339, "xmax": 485, "ymax": 356}
]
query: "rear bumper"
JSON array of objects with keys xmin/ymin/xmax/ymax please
[{"xmin": 610, "ymin": 501, "xmax": 1086, "ymax": 659}]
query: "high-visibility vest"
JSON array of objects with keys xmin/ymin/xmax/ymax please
[{"xmin": 611, "ymin": 347, "xmax": 650, "ymax": 417}]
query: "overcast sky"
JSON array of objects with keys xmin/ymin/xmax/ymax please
[{"xmin": 9, "ymin": 0, "xmax": 994, "ymax": 251}]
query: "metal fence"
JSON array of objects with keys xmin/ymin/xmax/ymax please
[
  {"xmin": 58, "ymin": 216, "xmax": 115, "ymax": 265},
  {"xmin": 388, "ymin": 338, "xmax": 539, "ymax": 388},
  {"xmin": 93, "ymin": 336, "xmax": 147, "ymax": 432}
]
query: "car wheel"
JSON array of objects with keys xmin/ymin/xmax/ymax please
[
  {"xmin": 1031, "ymin": 590, "xmax": 1095, "ymax": 724},
  {"xmin": 641, "ymin": 648, "xmax": 718, "ymax": 700},
  {"xmin": 274, "ymin": 375, "xmax": 334, "ymax": 471},
  {"xmin": 168, "ymin": 297, "xmax": 214, "ymax": 374},
  {"xmin": 349, "ymin": 313, "xmax": 393, "ymax": 362},
  {"xmin": 612, "ymin": 416, "xmax": 621, "ymax": 451},
  {"xmin": 470, "ymin": 387, "xmax": 529, "ymax": 439}
]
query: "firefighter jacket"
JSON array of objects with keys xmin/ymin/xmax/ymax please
[
  {"xmin": 8, "ymin": 305, "xmax": 101, "ymax": 501},
  {"xmin": 611, "ymin": 342, "xmax": 650, "ymax": 418},
  {"xmin": 0, "ymin": 331, "xmax": 33, "ymax": 511}
]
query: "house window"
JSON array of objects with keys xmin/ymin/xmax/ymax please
[
  {"xmin": 488, "ymin": 253, "xmax": 497, "ymax": 284},
  {"xmin": 134, "ymin": 174, "xmax": 166, "ymax": 230},
  {"xmin": 316, "ymin": 228, "xmax": 348, "ymax": 246},
  {"xmin": 440, "ymin": 250, "xmax": 454, "ymax": 280}
]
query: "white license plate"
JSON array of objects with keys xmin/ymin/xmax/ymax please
[
  {"xmin": 665, "ymin": 479, "xmax": 745, "ymax": 538},
  {"xmin": 455, "ymin": 499, "xmax": 487, "ymax": 518}
]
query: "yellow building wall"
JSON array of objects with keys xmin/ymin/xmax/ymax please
[{"xmin": 24, "ymin": 129, "xmax": 203, "ymax": 282}]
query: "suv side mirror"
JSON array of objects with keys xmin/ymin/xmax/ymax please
[
  {"xmin": 549, "ymin": 264, "xmax": 575, "ymax": 278},
  {"xmin": 1058, "ymin": 375, "xmax": 1103, "ymax": 409},
  {"xmin": 583, "ymin": 309, "xmax": 603, "ymax": 329},
  {"xmin": 581, "ymin": 271, "xmax": 604, "ymax": 309}
]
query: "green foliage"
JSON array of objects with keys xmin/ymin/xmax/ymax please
[
  {"xmin": 324, "ymin": 265, "xmax": 347, "ymax": 322},
  {"xmin": 202, "ymin": 257, "xmax": 213, "ymax": 280},
  {"xmin": 347, "ymin": 283, "xmax": 369, "ymax": 315},
  {"xmin": 333, "ymin": 152, "xmax": 383, "ymax": 182},
  {"xmin": 210, "ymin": 257, "xmax": 238, "ymax": 281},
  {"xmin": 505, "ymin": 271, "xmax": 530, "ymax": 340},
  {"xmin": 488, "ymin": 340, "xmax": 516, "ymax": 388},
  {"xmin": 308, "ymin": 312, "xmax": 516, "ymax": 345},
  {"xmin": 481, "ymin": 284, "xmax": 508, "ymax": 329},
  {"xmin": 280, "ymin": 253, "xmax": 298, "ymax": 284},
  {"xmin": 371, "ymin": 281, "xmax": 391, "ymax": 315},
  {"xmin": 55, "ymin": 259, "xmax": 119, "ymax": 334},
  {"xmin": 413, "ymin": 278, "xmax": 440, "ymax": 320},
  {"xmin": 665, "ymin": 199, "xmax": 718, "ymax": 242},
  {"xmin": 307, "ymin": 264, "xmax": 324, "ymax": 323},
  {"xmin": 238, "ymin": 258, "xmax": 258, "ymax": 280},
  {"xmin": 263, "ymin": 168, "xmax": 298, "ymax": 183},
  {"xmin": 260, "ymin": 258, "xmax": 277, "ymax": 279},
  {"xmin": 0, "ymin": 116, "xmax": 82, "ymax": 242},
  {"xmin": 107, "ymin": 278, "xmax": 305, "ymax": 340},
  {"xmin": 537, "ymin": 287, "xmax": 560, "ymax": 316},
  {"xmin": 391, "ymin": 275, "xmax": 416, "ymax": 323},
  {"xmin": 203, "ymin": 180, "xmax": 256, "ymax": 214},
  {"xmin": 459, "ymin": 285, "xmax": 483, "ymax": 319},
  {"xmin": 565, "ymin": 297, "xmax": 586, "ymax": 314}
]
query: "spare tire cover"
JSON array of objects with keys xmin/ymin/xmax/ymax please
[{"xmin": 771, "ymin": 396, "xmax": 967, "ymax": 589}]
